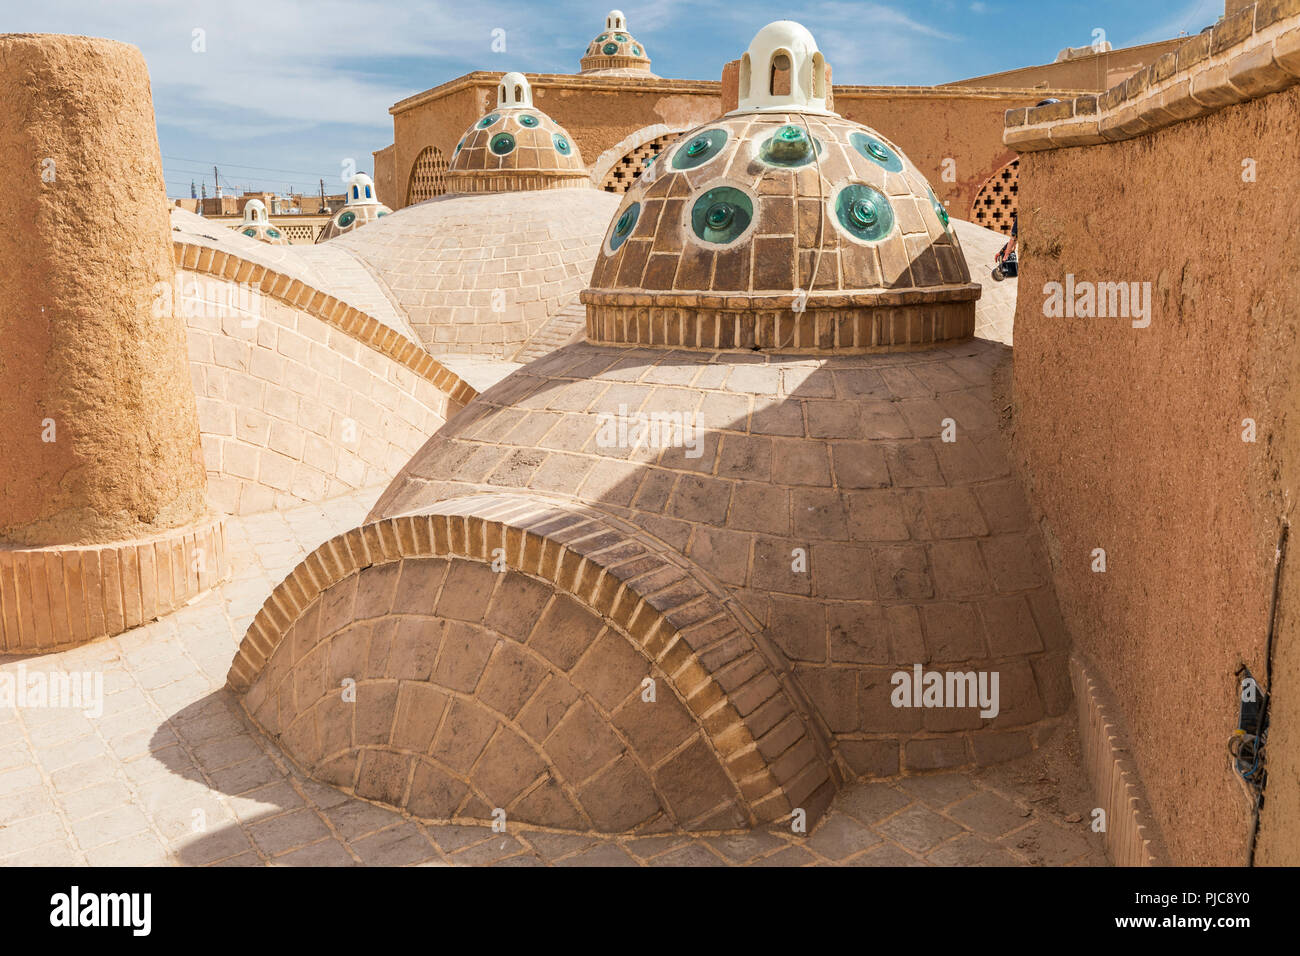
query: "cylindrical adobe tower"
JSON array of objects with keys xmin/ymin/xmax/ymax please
[{"xmin": 0, "ymin": 35, "xmax": 226, "ymax": 651}]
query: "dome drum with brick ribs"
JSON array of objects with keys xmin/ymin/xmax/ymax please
[
  {"xmin": 448, "ymin": 73, "xmax": 590, "ymax": 195},
  {"xmin": 581, "ymin": 23, "xmax": 980, "ymax": 352},
  {"xmin": 580, "ymin": 9, "xmax": 653, "ymax": 76}
]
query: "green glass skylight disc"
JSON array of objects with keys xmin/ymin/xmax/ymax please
[
  {"xmin": 834, "ymin": 184, "xmax": 894, "ymax": 242},
  {"xmin": 691, "ymin": 187, "xmax": 753, "ymax": 244},
  {"xmin": 671, "ymin": 128, "xmax": 727, "ymax": 170}
]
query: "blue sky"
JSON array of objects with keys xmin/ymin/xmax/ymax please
[{"xmin": 10, "ymin": 0, "xmax": 1224, "ymax": 198}]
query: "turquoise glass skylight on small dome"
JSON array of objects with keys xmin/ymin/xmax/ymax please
[
  {"xmin": 266, "ymin": 228, "xmax": 282, "ymax": 238},
  {"xmin": 518, "ymin": 114, "xmax": 539, "ymax": 128},
  {"xmin": 834, "ymin": 184, "xmax": 894, "ymax": 242},
  {"xmin": 338, "ymin": 210, "xmax": 356, "ymax": 228},
  {"xmin": 242, "ymin": 228, "xmax": 257, "ymax": 237},
  {"xmin": 671, "ymin": 129, "xmax": 727, "ymax": 170},
  {"xmin": 691, "ymin": 187, "xmax": 753, "ymax": 244},
  {"xmin": 759, "ymin": 124, "xmax": 821, "ymax": 168},
  {"xmin": 928, "ymin": 187, "xmax": 952, "ymax": 232},
  {"xmin": 602, "ymin": 42, "xmax": 618, "ymax": 55},
  {"xmin": 478, "ymin": 113, "xmax": 500, "ymax": 129},
  {"xmin": 553, "ymin": 133, "xmax": 572, "ymax": 155},
  {"xmin": 490, "ymin": 132, "xmax": 517, "ymax": 155},
  {"xmin": 608, "ymin": 202, "xmax": 640, "ymax": 251},
  {"xmin": 850, "ymin": 132, "xmax": 904, "ymax": 173}
]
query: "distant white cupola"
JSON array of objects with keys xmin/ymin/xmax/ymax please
[
  {"xmin": 242, "ymin": 198, "xmax": 268, "ymax": 223},
  {"xmin": 346, "ymin": 172, "xmax": 379, "ymax": 205},
  {"xmin": 734, "ymin": 20, "xmax": 833, "ymax": 116},
  {"xmin": 606, "ymin": 9, "xmax": 626, "ymax": 30}
]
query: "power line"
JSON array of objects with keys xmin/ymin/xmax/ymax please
[{"xmin": 161, "ymin": 153, "xmax": 339, "ymax": 179}]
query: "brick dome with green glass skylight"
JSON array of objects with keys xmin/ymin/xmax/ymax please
[
  {"xmin": 316, "ymin": 173, "xmax": 393, "ymax": 242},
  {"xmin": 580, "ymin": 9, "xmax": 654, "ymax": 76},
  {"xmin": 447, "ymin": 72, "xmax": 590, "ymax": 194},
  {"xmin": 582, "ymin": 20, "xmax": 980, "ymax": 352}
]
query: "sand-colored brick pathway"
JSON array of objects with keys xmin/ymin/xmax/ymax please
[{"xmin": 0, "ymin": 490, "xmax": 1105, "ymax": 866}]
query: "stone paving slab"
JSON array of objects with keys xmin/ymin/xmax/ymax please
[{"xmin": 0, "ymin": 490, "xmax": 1106, "ymax": 867}]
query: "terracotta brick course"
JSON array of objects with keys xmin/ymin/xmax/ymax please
[{"xmin": 229, "ymin": 495, "xmax": 836, "ymax": 831}]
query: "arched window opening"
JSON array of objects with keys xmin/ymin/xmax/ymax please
[{"xmin": 770, "ymin": 50, "xmax": 792, "ymax": 97}]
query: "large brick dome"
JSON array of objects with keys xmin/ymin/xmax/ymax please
[{"xmin": 229, "ymin": 20, "xmax": 1066, "ymax": 838}]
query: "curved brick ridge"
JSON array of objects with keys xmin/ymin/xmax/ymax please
[
  {"xmin": 171, "ymin": 239, "xmax": 476, "ymax": 410},
  {"xmin": 181, "ymin": 270, "xmax": 471, "ymax": 516},
  {"xmin": 0, "ymin": 516, "xmax": 227, "ymax": 652},
  {"xmin": 372, "ymin": 338, "xmax": 1072, "ymax": 777},
  {"xmin": 227, "ymin": 494, "xmax": 839, "ymax": 831},
  {"xmin": 171, "ymin": 207, "xmax": 417, "ymax": 343}
]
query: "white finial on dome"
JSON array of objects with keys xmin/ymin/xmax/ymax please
[
  {"xmin": 345, "ymin": 172, "xmax": 379, "ymax": 206},
  {"xmin": 606, "ymin": 9, "xmax": 626, "ymax": 30},
  {"xmin": 242, "ymin": 198, "xmax": 268, "ymax": 223},
  {"xmin": 497, "ymin": 72, "xmax": 533, "ymax": 109},
  {"xmin": 734, "ymin": 20, "xmax": 833, "ymax": 116}
]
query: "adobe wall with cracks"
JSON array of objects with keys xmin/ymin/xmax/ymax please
[{"xmin": 1002, "ymin": 3, "xmax": 1300, "ymax": 864}]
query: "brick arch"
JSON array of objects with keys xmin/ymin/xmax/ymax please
[
  {"xmin": 228, "ymin": 494, "xmax": 838, "ymax": 831},
  {"xmin": 970, "ymin": 158, "xmax": 1019, "ymax": 237},
  {"xmin": 592, "ymin": 126, "xmax": 688, "ymax": 194},
  {"xmin": 405, "ymin": 145, "xmax": 449, "ymax": 206}
]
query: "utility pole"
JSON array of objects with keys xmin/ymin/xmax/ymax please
[{"xmin": 319, "ymin": 178, "xmax": 326, "ymax": 213}]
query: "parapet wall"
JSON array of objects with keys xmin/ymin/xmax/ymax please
[{"xmin": 1004, "ymin": 2, "xmax": 1300, "ymax": 865}]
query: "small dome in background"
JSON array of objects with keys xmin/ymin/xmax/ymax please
[
  {"xmin": 236, "ymin": 198, "xmax": 288, "ymax": 245},
  {"xmin": 447, "ymin": 72, "xmax": 590, "ymax": 194},
  {"xmin": 580, "ymin": 9, "xmax": 654, "ymax": 76},
  {"xmin": 583, "ymin": 20, "xmax": 978, "ymax": 352},
  {"xmin": 316, "ymin": 173, "xmax": 392, "ymax": 242},
  {"xmin": 344, "ymin": 172, "xmax": 384, "ymax": 206}
]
